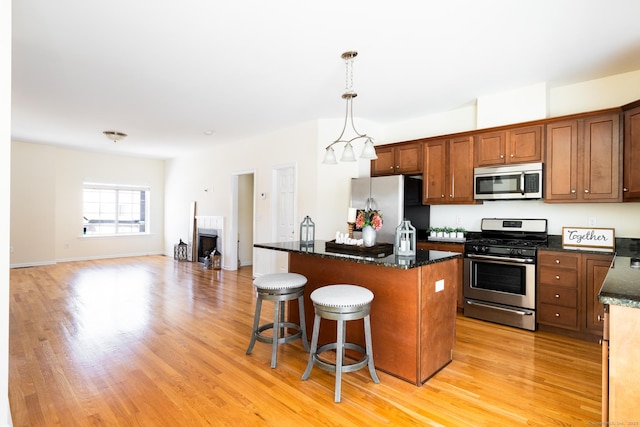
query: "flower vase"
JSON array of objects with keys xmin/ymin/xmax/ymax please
[{"xmin": 362, "ymin": 225, "xmax": 377, "ymax": 247}]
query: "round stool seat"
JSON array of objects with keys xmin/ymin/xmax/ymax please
[
  {"xmin": 254, "ymin": 272, "xmax": 307, "ymax": 290},
  {"xmin": 310, "ymin": 285, "xmax": 373, "ymax": 307}
]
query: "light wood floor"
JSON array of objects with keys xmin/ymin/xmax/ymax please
[{"xmin": 9, "ymin": 255, "xmax": 602, "ymax": 426}]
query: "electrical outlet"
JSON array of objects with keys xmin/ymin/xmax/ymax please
[
  {"xmin": 435, "ymin": 279, "xmax": 445, "ymax": 292},
  {"xmin": 588, "ymin": 217, "xmax": 597, "ymax": 227}
]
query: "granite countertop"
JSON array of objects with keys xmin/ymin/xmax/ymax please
[
  {"xmin": 599, "ymin": 256, "xmax": 640, "ymax": 309},
  {"xmin": 254, "ymin": 240, "xmax": 462, "ymax": 270}
]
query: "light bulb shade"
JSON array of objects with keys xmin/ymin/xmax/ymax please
[
  {"xmin": 340, "ymin": 142, "xmax": 356, "ymax": 162},
  {"xmin": 322, "ymin": 147, "xmax": 338, "ymax": 164},
  {"xmin": 360, "ymin": 139, "xmax": 378, "ymax": 160}
]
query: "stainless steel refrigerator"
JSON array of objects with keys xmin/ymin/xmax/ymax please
[{"xmin": 351, "ymin": 175, "xmax": 430, "ymax": 244}]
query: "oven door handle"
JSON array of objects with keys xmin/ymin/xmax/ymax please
[
  {"xmin": 520, "ymin": 171, "xmax": 525, "ymax": 195},
  {"xmin": 466, "ymin": 300, "xmax": 532, "ymax": 316},
  {"xmin": 466, "ymin": 253, "xmax": 535, "ymax": 263}
]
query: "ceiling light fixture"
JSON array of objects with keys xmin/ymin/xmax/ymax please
[
  {"xmin": 322, "ymin": 51, "xmax": 377, "ymax": 165},
  {"xmin": 103, "ymin": 130, "xmax": 127, "ymax": 143}
]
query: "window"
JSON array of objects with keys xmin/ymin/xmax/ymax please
[{"xmin": 83, "ymin": 183, "xmax": 149, "ymax": 235}]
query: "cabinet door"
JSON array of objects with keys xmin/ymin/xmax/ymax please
[
  {"xmin": 545, "ymin": 120, "xmax": 579, "ymax": 201},
  {"xmin": 371, "ymin": 146, "xmax": 395, "ymax": 176},
  {"xmin": 396, "ymin": 142, "xmax": 423, "ymax": 174},
  {"xmin": 423, "ymin": 140, "xmax": 447, "ymax": 204},
  {"xmin": 475, "ymin": 131, "xmax": 506, "ymax": 166},
  {"xmin": 623, "ymin": 105, "xmax": 640, "ymax": 200},
  {"xmin": 509, "ymin": 125, "xmax": 543, "ymax": 164},
  {"xmin": 585, "ymin": 254, "xmax": 613, "ymax": 334},
  {"xmin": 582, "ymin": 113, "xmax": 622, "ymax": 202},
  {"xmin": 448, "ymin": 136, "xmax": 475, "ymax": 202}
]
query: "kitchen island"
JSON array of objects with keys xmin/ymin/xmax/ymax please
[
  {"xmin": 598, "ymin": 255, "xmax": 640, "ymax": 423},
  {"xmin": 254, "ymin": 240, "xmax": 462, "ymax": 385}
]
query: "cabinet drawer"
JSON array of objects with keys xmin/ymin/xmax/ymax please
[
  {"xmin": 538, "ymin": 252, "xmax": 579, "ymax": 269},
  {"xmin": 538, "ymin": 303, "xmax": 579, "ymax": 329},
  {"xmin": 538, "ymin": 268, "xmax": 578, "ymax": 288},
  {"xmin": 538, "ymin": 285, "xmax": 578, "ymax": 308}
]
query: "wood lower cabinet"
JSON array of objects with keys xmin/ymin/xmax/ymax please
[
  {"xmin": 585, "ymin": 254, "xmax": 614, "ymax": 334},
  {"xmin": 537, "ymin": 250, "xmax": 613, "ymax": 337},
  {"xmin": 545, "ymin": 112, "xmax": 622, "ymax": 202},
  {"xmin": 371, "ymin": 141, "xmax": 422, "ymax": 176},
  {"xmin": 475, "ymin": 125, "xmax": 543, "ymax": 167},
  {"xmin": 537, "ymin": 251, "xmax": 580, "ymax": 331},
  {"xmin": 417, "ymin": 242, "xmax": 464, "ymax": 310},
  {"xmin": 606, "ymin": 304, "xmax": 640, "ymax": 422},
  {"xmin": 623, "ymin": 102, "xmax": 640, "ymax": 200},
  {"xmin": 423, "ymin": 136, "xmax": 475, "ymax": 204}
]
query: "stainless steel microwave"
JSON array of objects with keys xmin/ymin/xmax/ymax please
[{"xmin": 473, "ymin": 162, "xmax": 543, "ymax": 200}]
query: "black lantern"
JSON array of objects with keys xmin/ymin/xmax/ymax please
[{"xmin": 300, "ymin": 216, "xmax": 315, "ymax": 247}]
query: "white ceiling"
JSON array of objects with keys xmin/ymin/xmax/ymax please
[{"xmin": 11, "ymin": 0, "xmax": 640, "ymax": 159}]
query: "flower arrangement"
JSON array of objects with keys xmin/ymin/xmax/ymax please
[{"xmin": 356, "ymin": 209, "xmax": 383, "ymax": 231}]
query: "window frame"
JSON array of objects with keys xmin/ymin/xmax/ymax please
[{"xmin": 82, "ymin": 182, "xmax": 150, "ymax": 236}]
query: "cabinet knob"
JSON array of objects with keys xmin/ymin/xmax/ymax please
[
  {"xmin": 389, "ymin": 166, "xmax": 394, "ymax": 170},
  {"xmin": 584, "ymin": 189, "xmax": 589, "ymax": 193},
  {"xmin": 555, "ymin": 275, "xmax": 560, "ymax": 280},
  {"xmin": 510, "ymin": 154, "xmax": 514, "ymax": 158},
  {"xmin": 623, "ymin": 187, "xmax": 629, "ymax": 192},
  {"xmin": 555, "ymin": 313, "xmax": 560, "ymax": 317},
  {"xmin": 500, "ymin": 154, "xmax": 504, "ymax": 159},
  {"xmin": 555, "ymin": 259, "xmax": 560, "ymax": 264},
  {"xmin": 598, "ymin": 314, "xmax": 603, "ymax": 322},
  {"xmin": 396, "ymin": 165, "xmax": 400, "ymax": 169},
  {"xmin": 555, "ymin": 294, "xmax": 560, "ymax": 299},
  {"xmin": 449, "ymin": 194, "xmax": 453, "ymax": 198},
  {"xmin": 571, "ymin": 190, "xmax": 576, "ymax": 193},
  {"xmin": 441, "ymin": 194, "xmax": 445, "ymax": 198}
]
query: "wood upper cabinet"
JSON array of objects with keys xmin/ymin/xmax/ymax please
[
  {"xmin": 474, "ymin": 125, "xmax": 543, "ymax": 167},
  {"xmin": 545, "ymin": 112, "xmax": 622, "ymax": 202},
  {"xmin": 423, "ymin": 136, "xmax": 475, "ymax": 204},
  {"xmin": 371, "ymin": 142, "xmax": 422, "ymax": 176},
  {"xmin": 623, "ymin": 104, "xmax": 640, "ymax": 200},
  {"xmin": 585, "ymin": 254, "xmax": 614, "ymax": 334}
]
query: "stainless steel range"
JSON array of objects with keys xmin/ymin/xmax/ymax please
[{"xmin": 463, "ymin": 218, "xmax": 548, "ymax": 331}]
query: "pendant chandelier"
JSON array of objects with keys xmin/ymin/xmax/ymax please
[{"xmin": 322, "ymin": 51, "xmax": 377, "ymax": 164}]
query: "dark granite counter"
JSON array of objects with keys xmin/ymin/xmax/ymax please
[
  {"xmin": 254, "ymin": 240, "xmax": 461, "ymax": 270},
  {"xmin": 599, "ymin": 256, "xmax": 640, "ymax": 309}
]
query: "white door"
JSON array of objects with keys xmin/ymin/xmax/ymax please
[{"xmin": 273, "ymin": 165, "xmax": 296, "ymax": 272}]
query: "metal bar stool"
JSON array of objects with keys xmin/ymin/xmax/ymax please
[
  {"xmin": 301, "ymin": 284, "xmax": 380, "ymax": 402},
  {"xmin": 246, "ymin": 273, "xmax": 309, "ymax": 368}
]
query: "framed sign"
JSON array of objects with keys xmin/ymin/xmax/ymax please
[{"xmin": 562, "ymin": 227, "xmax": 615, "ymax": 252}]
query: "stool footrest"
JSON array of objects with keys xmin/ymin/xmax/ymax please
[
  {"xmin": 312, "ymin": 342, "xmax": 369, "ymax": 374},
  {"xmin": 252, "ymin": 322, "xmax": 304, "ymax": 346}
]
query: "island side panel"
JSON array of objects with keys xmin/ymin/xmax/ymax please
[
  {"xmin": 419, "ymin": 257, "xmax": 459, "ymax": 383},
  {"xmin": 289, "ymin": 252, "xmax": 421, "ymax": 384}
]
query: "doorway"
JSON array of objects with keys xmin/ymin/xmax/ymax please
[{"xmin": 231, "ymin": 171, "xmax": 255, "ymax": 270}]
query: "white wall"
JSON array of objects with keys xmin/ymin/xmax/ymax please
[
  {"xmin": 164, "ymin": 120, "xmax": 332, "ymax": 275},
  {"xmin": 10, "ymin": 141, "xmax": 165, "ymax": 266},
  {"xmin": 1, "ymin": 1, "xmax": 11, "ymax": 424}
]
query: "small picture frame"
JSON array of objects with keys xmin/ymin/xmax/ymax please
[{"xmin": 561, "ymin": 227, "xmax": 615, "ymax": 252}]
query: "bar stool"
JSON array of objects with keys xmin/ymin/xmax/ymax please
[
  {"xmin": 301, "ymin": 284, "xmax": 380, "ymax": 402},
  {"xmin": 246, "ymin": 273, "xmax": 309, "ymax": 368}
]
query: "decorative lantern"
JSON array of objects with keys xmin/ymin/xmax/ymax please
[
  {"xmin": 395, "ymin": 220, "xmax": 416, "ymax": 256},
  {"xmin": 299, "ymin": 216, "xmax": 315, "ymax": 247},
  {"xmin": 211, "ymin": 249, "xmax": 222, "ymax": 270},
  {"xmin": 174, "ymin": 239, "xmax": 188, "ymax": 261}
]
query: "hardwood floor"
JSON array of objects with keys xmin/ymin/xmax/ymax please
[{"xmin": 9, "ymin": 256, "xmax": 602, "ymax": 426}]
